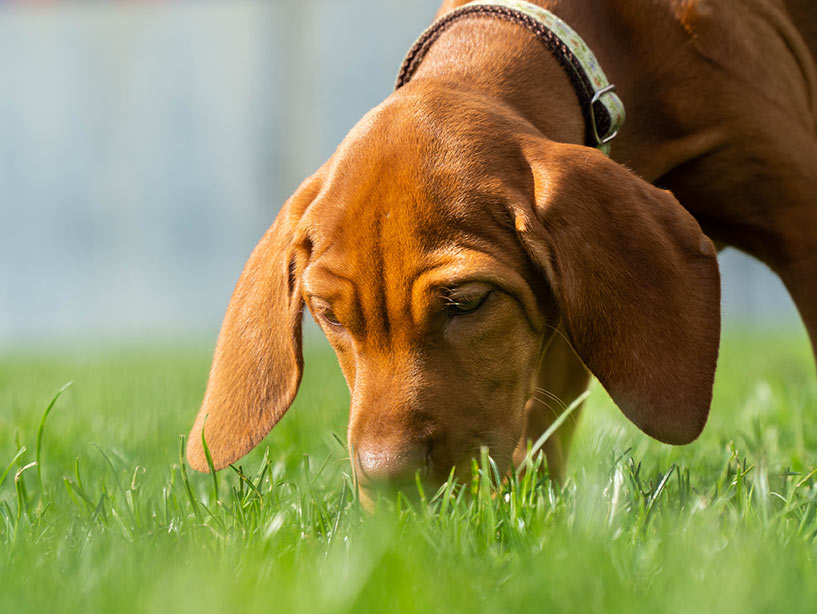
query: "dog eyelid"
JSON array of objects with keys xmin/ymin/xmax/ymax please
[
  {"xmin": 313, "ymin": 306, "xmax": 344, "ymax": 329},
  {"xmin": 446, "ymin": 290, "xmax": 492, "ymax": 316},
  {"xmin": 308, "ymin": 296, "xmax": 344, "ymax": 329},
  {"xmin": 320, "ymin": 310, "xmax": 343, "ymax": 327}
]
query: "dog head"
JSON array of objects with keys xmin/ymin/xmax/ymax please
[{"xmin": 186, "ymin": 81, "xmax": 720, "ymax": 500}]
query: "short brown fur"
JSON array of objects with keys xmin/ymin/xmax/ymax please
[{"xmin": 188, "ymin": 1, "xmax": 817, "ymax": 502}]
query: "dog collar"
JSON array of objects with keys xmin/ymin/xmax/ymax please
[{"xmin": 396, "ymin": 0, "xmax": 625, "ymax": 155}]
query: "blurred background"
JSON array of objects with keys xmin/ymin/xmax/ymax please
[{"xmin": 0, "ymin": 0, "xmax": 803, "ymax": 347}]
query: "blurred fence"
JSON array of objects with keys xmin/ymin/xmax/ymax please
[{"xmin": 0, "ymin": 1, "xmax": 801, "ymax": 344}]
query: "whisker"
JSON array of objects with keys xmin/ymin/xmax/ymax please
[
  {"xmin": 541, "ymin": 321, "xmax": 572, "ymax": 346},
  {"xmin": 532, "ymin": 322, "xmax": 574, "ymax": 374},
  {"xmin": 530, "ymin": 395, "xmax": 560, "ymax": 416},
  {"xmin": 534, "ymin": 387, "xmax": 569, "ymax": 409},
  {"xmin": 530, "ymin": 391, "xmax": 585, "ymax": 425}
]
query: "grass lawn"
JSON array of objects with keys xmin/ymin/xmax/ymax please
[{"xmin": 2, "ymin": 328, "xmax": 816, "ymax": 613}]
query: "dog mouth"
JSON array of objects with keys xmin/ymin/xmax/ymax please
[{"xmin": 352, "ymin": 432, "xmax": 520, "ymax": 505}]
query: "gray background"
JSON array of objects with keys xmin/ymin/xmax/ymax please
[{"xmin": 0, "ymin": 1, "xmax": 802, "ymax": 346}]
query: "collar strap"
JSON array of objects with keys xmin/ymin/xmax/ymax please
[{"xmin": 396, "ymin": 0, "xmax": 625, "ymax": 154}]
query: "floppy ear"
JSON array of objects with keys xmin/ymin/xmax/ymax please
[
  {"xmin": 514, "ymin": 139, "xmax": 721, "ymax": 444},
  {"xmin": 187, "ymin": 173, "xmax": 322, "ymax": 471}
]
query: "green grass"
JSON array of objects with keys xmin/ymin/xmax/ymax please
[{"xmin": 2, "ymin": 329, "xmax": 817, "ymax": 613}]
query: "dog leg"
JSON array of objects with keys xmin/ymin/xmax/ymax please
[
  {"xmin": 778, "ymin": 253, "xmax": 817, "ymax": 367},
  {"xmin": 763, "ymin": 141, "xmax": 817, "ymax": 369},
  {"xmin": 682, "ymin": 133, "xmax": 817, "ymax": 372},
  {"xmin": 513, "ymin": 326, "xmax": 591, "ymax": 482}
]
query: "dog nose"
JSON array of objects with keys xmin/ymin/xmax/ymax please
[{"xmin": 355, "ymin": 444, "xmax": 429, "ymax": 488}]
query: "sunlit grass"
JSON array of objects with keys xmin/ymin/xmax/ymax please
[{"xmin": 1, "ymin": 330, "xmax": 816, "ymax": 613}]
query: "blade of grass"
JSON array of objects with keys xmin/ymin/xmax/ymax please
[
  {"xmin": 643, "ymin": 464, "xmax": 676, "ymax": 526},
  {"xmin": 524, "ymin": 390, "xmax": 590, "ymax": 465},
  {"xmin": 92, "ymin": 444, "xmax": 138, "ymax": 528},
  {"xmin": 63, "ymin": 477, "xmax": 95, "ymax": 514},
  {"xmin": 200, "ymin": 415, "xmax": 219, "ymax": 504},
  {"xmin": 15, "ymin": 462, "xmax": 37, "ymax": 524},
  {"xmin": 36, "ymin": 381, "xmax": 72, "ymax": 494},
  {"xmin": 328, "ymin": 480, "xmax": 348, "ymax": 547},
  {"xmin": 1, "ymin": 447, "xmax": 27, "ymax": 491},
  {"xmin": 178, "ymin": 435, "xmax": 202, "ymax": 522},
  {"xmin": 435, "ymin": 466, "xmax": 458, "ymax": 517}
]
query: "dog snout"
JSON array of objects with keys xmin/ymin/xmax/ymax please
[{"xmin": 355, "ymin": 443, "xmax": 430, "ymax": 489}]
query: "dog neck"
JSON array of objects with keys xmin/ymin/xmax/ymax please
[
  {"xmin": 398, "ymin": 2, "xmax": 625, "ymax": 154},
  {"xmin": 409, "ymin": 16, "xmax": 589, "ymax": 150},
  {"xmin": 407, "ymin": 1, "xmax": 721, "ymax": 184}
]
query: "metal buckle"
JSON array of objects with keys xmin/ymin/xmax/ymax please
[{"xmin": 589, "ymin": 84, "xmax": 619, "ymax": 146}]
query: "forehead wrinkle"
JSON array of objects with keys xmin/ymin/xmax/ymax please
[
  {"xmin": 410, "ymin": 243, "xmax": 545, "ymax": 335},
  {"xmin": 313, "ymin": 183, "xmax": 528, "ymax": 345},
  {"xmin": 302, "ymin": 264, "xmax": 357, "ymax": 300},
  {"xmin": 383, "ymin": 241, "xmax": 429, "ymax": 343},
  {"xmin": 313, "ymin": 202, "xmax": 421, "ymax": 348},
  {"xmin": 302, "ymin": 262, "xmax": 370, "ymax": 335},
  {"xmin": 371, "ymin": 192, "xmax": 438, "ymax": 345},
  {"xmin": 303, "ymin": 84, "xmax": 538, "ymax": 344}
]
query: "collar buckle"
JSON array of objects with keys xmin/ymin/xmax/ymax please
[{"xmin": 590, "ymin": 84, "xmax": 620, "ymax": 146}]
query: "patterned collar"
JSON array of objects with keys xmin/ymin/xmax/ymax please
[{"xmin": 396, "ymin": 0, "xmax": 626, "ymax": 155}]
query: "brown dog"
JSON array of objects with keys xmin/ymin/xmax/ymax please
[{"xmin": 187, "ymin": 0, "xmax": 817, "ymax": 502}]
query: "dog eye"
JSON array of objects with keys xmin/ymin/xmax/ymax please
[
  {"xmin": 319, "ymin": 309, "xmax": 343, "ymax": 328},
  {"xmin": 447, "ymin": 292, "xmax": 491, "ymax": 316}
]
